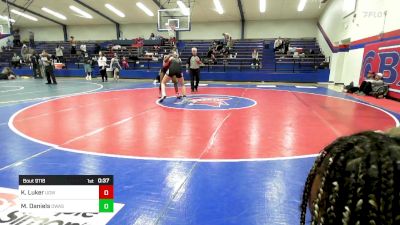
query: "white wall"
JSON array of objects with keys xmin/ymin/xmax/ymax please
[
  {"xmin": 318, "ymin": 0, "xmax": 400, "ymax": 84},
  {"xmin": 180, "ymin": 21, "xmax": 241, "ymax": 40},
  {"xmin": 68, "ymin": 24, "xmax": 116, "ymax": 41},
  {"xmin": 316, "ymin": 29, "xmax": 332, "ymax": 58},
  {"xmin": 246, "ymin": 19, "xmax": 317, "ymax": 39},
  {"xmin": 19, "ymin": 26, "xmax": 64, "ymax": 42},
  {"xmin": 121, "ymin": 23, "xmax": 162, "ymax": 39},
  {"xmin": 16, "ymin": 19, "xmax": 318, "ymax": 42}
]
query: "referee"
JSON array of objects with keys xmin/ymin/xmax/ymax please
[{"xmin": 186, "ymin": 47, "xmax": 202, "ymax": 92}]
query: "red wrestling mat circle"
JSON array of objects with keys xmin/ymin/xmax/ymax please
[{"xmin": 10, "ymin": 88, "xmax": 397, "ymax": 160}]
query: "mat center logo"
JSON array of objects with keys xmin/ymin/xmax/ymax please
[{"xmin": 158, "ymin": 94, "xmax": 257, "ymax": 110}]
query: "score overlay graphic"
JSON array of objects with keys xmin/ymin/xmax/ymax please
[{"xmin": 18, "ymin": 175, "xmax": 114, "ymax": 213}]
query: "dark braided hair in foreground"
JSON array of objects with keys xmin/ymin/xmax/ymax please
[{"xmin": 300, "ymin": 130, "xmax": 400, "ymax": 225}]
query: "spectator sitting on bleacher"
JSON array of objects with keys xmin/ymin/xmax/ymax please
[
  {"xmin": 111, "ymin": 44, "xmax": 122, "ymax": 51},
  {"xmin": 11, "ymin": 53, "xmax": 21, "ymax": 69},
  {"xmin": 80, "ymin": 44, "xmax": 87, "ymax": 53},
  {"xmin": 6, "ymin": 38, "xmax": 12, "ymax": 51},
  {"xmin": 251, "ymin": 49, "xmax": 260, "ymax": 68},
  {"xmin": 0, "ymin": 67, "xmax": 16, "ymax": 80},
  {"xmin": 207, "ymin": 47, "xmax": 217, "ymax": 65},
  {"xmin": 55, "ymin": 45, "xmax": 64, "ymax": 63},
  {"xmin": 221, "ymin": 46, "xmax": 230, "ymax": 58},
  {"xmin": 274, "ymin": 37, "xmax": 283, "ymax": 52},
  {"xmin": 121, "ymin": 56, "xmax": 129, "ymax": 70},
  {"xmin": 283, "ymin": 39, "xmax": 290, "ymax": 54},
  {"xmin": 153, "ymin": 45, "xmax": 160, "ymax": 53},
  {"xmin": 149, "ymin": 33, "xmax": 156, "ymax": 40}
]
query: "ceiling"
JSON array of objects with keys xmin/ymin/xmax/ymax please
[{"xmin": 0, "ymin": 0, "xmax": 327, "ymax": 27}]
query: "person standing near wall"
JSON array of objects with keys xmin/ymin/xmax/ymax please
[
  {"xmin": 223, "ymin": 33, "xmax": 233, "ymax": 50},
  {"xmin": 186, "ymin": 47, "xmax": 202, "ymax": 92},
  {"xmin": 167, "ymin": 24, "xmax": 177, "ymax": 47},
  {"xmin": 55, "ymin": 45, "xmax": 64, "ymax": 63},
  {"xmin": 70, "ymin": 36, "xmax": 77, "ymax": 55},
  {"xmin": 40, "ymin": 50, "xmax": 57, "ymax": 85},
  {"xmin": 97, "ymin": 51, "xmax": 108, "ymax": 82},
  {"xmin": 21, "ymin": 44, "xmax": 29, "ymax": 62},
  {"xmin": 83, "ymin": 52, "xmax": 93, "ymax": 80},
  {"xmin": 29, "ymin": 31, "xmax": 35, "ymax": 48},
  {"xmin": 13, "ymin": 29, "xmax": 21, "ymax": 47},
  {"xmin": 110, "ymin": 53, "xmax": 122, "ymax": 81},
  {"xmin": 30, "ymin": 52, "xmax": 42, "ymax": 79}
]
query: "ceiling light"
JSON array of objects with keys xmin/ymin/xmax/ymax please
[
  {"xmin": 260, "ymin": 0, "xmax": 266, "ymax": 13},
  {"xmin": 297, "ymin": 0, "xmax": 307, "ymax": 12},
  {"xmin": 177, "ymin": 1, "xmax": 190, "ymax": 16},
  {"xmin": 136, "ymin": 2, "xmax": 154, "ymax": 17},
  {"xmin": 41, "ymin": 7, "xmax": 67, "ymax": 20},
  {"xmin": 0, "ymin": 15, "xmax": 15, "ymax": 23},
  {"xmin": 213, "ymin": 0, "xmax": 224, "ymax": 14},
  {"xmin": 10, "ymin": 9, "xmax": 38, "ymax": 21},
  {"xmin": 69, "ymin": 5, "xmax": 93, "ymax": 19},
  {"xmin": 105, "ymin": 4, "xmax": 125, "ymax": 18}
]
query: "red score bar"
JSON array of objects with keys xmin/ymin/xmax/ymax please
[{"xmin": 99, "ymin": 185, "xmax": 114, "ymax": 199}]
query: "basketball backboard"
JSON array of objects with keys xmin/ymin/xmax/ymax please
[{"xmin": 158, "ymin": 8, "xmax": 191, "ymax": 31}]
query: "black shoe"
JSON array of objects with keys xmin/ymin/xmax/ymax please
[
  {"xmin": 195, "ymin": 87, "xmax": 198, "ymax": 92},
  {"xmin": 45, "ymin": 83, "xmax": 51, "ymax": 84},
  {"xmin": 159, "ymin": 96, "xmax": 166, "ymax": 103},
  {"xmin": 53, "ymin": 82, "xmax": 57, "ymax": 85}
]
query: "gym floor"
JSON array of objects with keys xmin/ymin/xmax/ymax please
[{"xmin": 0, "ymin": 78, "xmax": 398, "ymax": 224}]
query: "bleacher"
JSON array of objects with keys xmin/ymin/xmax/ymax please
[
  {"xmin": 0, "ymin": 38, "xmax": 327, "ymax": 74},
  {"xmin": 271, "ymin": 38, "xmax": 328, "ymax": 72},
  {"xmin": 179, "ymin": 39, "xmax": 264, "ymax": 71}
]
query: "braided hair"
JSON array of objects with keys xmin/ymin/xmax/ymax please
[{"xmin": 300, "ymin": 130, "xmax": 400, "ymax": 225}]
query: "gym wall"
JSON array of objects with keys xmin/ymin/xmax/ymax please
[
  {"xmin": 16, "ymin": 19, "xmax": 317, "ymax": 41},
  {"xmin": 317, "ymin": 0, "xmax": 400, "ymax": 85}
]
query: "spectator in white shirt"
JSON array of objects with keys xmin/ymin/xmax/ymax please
[
  {"xmin": 274, "ymin": 37, "xmax": 283, "ymax": 52},
  {"xmin": 55, "ymin": 45, "xmax": 64, "ymax": 63},
  {"xmin": 97, "ymin": 51, "xmax": 108, "ymax": 82}
]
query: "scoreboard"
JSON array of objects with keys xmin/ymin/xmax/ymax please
[{"xmin": 19, "ymin": 175, "xmax": 114, "ymax": 213}]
